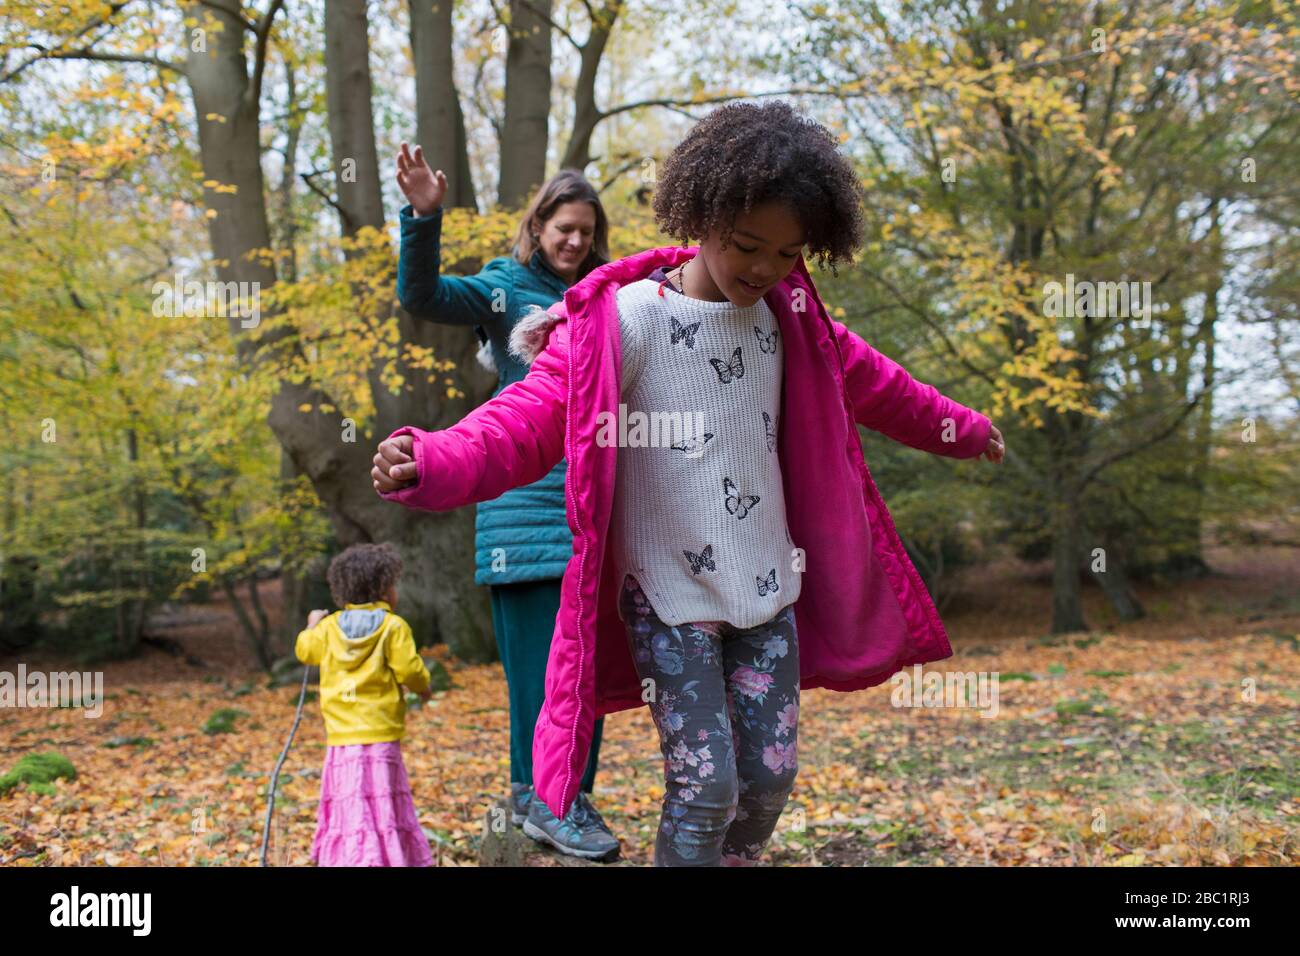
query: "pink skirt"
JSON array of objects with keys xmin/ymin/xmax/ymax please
[{"xmin": 310, "ymin": 741, "xmax": 433, "ymax": 867}]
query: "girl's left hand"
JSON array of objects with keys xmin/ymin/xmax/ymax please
[
  {"xmin": 981, "ymin": 425, "xmax": 1005, "ymax": 463},
  {"xmin": 307, "ymin": 609, "xmax": 330, "ymax": 627}
]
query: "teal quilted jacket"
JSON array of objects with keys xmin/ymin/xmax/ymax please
[{"xmin": 396, "ymin": 204, "xmax": 572, "ymax": 586}]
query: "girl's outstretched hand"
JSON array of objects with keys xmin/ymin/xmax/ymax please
[
  {"xmin": 307, "ymin": 609, "xmax": 330, "ymax": 627},
  {"xmin": 395, "ymin": 142, "xmax": 446, "ymax": 217},
  {"xmin": 981, "ymin": 424, "xmax": 1005, "ymax": 463},
  {"xmin": 373, "ymin": 434, "xmax": 418, "ymax": 493}
]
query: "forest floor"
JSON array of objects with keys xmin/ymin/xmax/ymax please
[{"xmin": 2, "ymin": 546, "xmax": 1297, "ymax": 866}]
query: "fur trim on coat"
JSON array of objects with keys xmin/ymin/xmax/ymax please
[
  {"xmin": 507, "ymin": 305, "xmax": 564, "ymax": 367},
  {"xmin": 476, "ymin": 338, "xmax": 496, "ymax": 374}
]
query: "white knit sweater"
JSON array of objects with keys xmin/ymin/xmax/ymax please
[{"xmin": 610, "ymin": 277, "xmax": 801, "ymax": 628}]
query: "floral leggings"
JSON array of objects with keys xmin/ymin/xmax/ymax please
[{"xmin": 619, "ymin": 573, "xmax": 800, "ymax": 866}]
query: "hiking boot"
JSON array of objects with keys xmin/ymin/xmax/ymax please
[
  {"xmin": 522, "ymin": 790, "xmax": 620, "ymax": 861},
  {"xmin": 509, "ymin": 783, "xmax": 532, "ymax": 826}
]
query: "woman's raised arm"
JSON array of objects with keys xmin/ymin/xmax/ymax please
[{"xmin": 395, "ymin": 142, "xmax": 509, "ymax": 326}]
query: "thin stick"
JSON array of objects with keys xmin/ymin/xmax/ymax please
[{"xmin": 261, "ymin": 666, "xmax": 311, "ymax": 867}]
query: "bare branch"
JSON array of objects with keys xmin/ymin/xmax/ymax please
[
  {"xmin": 36, "ymin": 48, "xmax": 181, "ymax": 73},
  {"xmin": 194, "ymin": 0, "xmax": 257, "ymax": 33},
  {"xmin": 300, "ymin": 170, "xmax": 345, "ymax": 217},
  {"xmin": 594, "ymin": 154, "xmax": 643, "ymax": 193},
  {"xmin": 599, "ymin": 87, "xmax": 837, "ymax": 123},
  {"xmin": 1078, "ymin": 390, "xmax": 1208, "ymax": 489},
  {"xmin": 249, "ymin": 0, "xmax": 285, "ymax": 106},
  {"xmin": 861, "ymin": 268, "xmax": 1002, "ymax": 389},
  {"xmin": 0, "ymin": 1, "xmax": 136, "ymax": 83},
  {"xmin": 514, "ymin": 0, "xmax": 580, "ymax": 50}
]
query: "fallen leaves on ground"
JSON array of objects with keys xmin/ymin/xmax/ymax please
[{"xmin": 2, "ymin": 625, "xmax": 1296, "ymax": 866}]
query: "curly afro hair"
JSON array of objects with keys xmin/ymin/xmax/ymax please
[
  {"xmin": 652, "ymin": 100, "xmax": 865, "ymax": 273},
  {"xmin": 326, "ymin": 542, "xmax": 402, "ymax": 607}
]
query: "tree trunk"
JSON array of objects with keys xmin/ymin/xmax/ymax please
[
  {"xmin": 126, "ymin": 427, "xmax": 148, "ymax": 654},
  {"xmin": 1050, "ymin": 476, "xmax": 1087, "ymax": 633},
  {"xmin": 278, "ymin": 452, "xmax": 312, "ymax": 654},
  {"xmin": 322, "ymin": 0, "xmax": 495, "ymax": 658},
  {"xmin": 558, "ymin": 3, "xmax": 621, "ymax": 172},
  {"xmin": 247, "ymin": 574, "xmax": 271, "ymax": 649},
  {"xmin": 0, "ymin": 555, "xmax": 40, "ymax": 651},
  {"xmin": 410, "ymin": 0, "xmax": 478, "ymax": 210},
  {"xmin": 498, "ymin": 0, "xmax": 552, "ymax": 207},
  {"xmin": 1178, "ymin": 203, "xmax": 1221, "ymax": 578},
  {"xmin": 183, "ymin": 0, "xmax": 494, "ymax": 659},
  {"xmin": 220, "ymin": 575, "xmax": 274, "ymax": 671},
  {"xmin": 324, "ymin": 0, "xmax": 385, "ymax": 237},
  {"xmin": 1084, "ymin": 532, "xmax": 1145, "ymax": 622},
  {"xmin": 276, "ymin": 58, "xmax": 302, "ymax": 282},
  {"xmin": 0, "ymin": 470, "xmax": 39, "ymax": 649},
  {"xmin": 183, "ymin": 1, "xmax": 277, "ymax": 330},
  {"xmin": 325, "ymin": 0, "xmax": 403, "ymax": 432}
]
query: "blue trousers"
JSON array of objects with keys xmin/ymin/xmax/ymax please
[{"xmin": 490, "ymin": 579, "xmax": 603, "ymax": 793}]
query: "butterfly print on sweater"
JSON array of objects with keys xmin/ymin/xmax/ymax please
[
  {"xmin": 670, "ymin": 317, "xmax": 701, "ymax": 349},
  {"xmin": 754, "ymin": 326, "xmax": 779, "ymax": 354},
  {"xmin": 763, "ymin": 412, "xmax": 777, "ymax": 452},
  {"xmin": 756, "ymin": 568, "xmax": 779, "ymax": 595},
  {"xmin": 669, "ymin": 432, "xmax": 714, "ymax": 457},
  {"xmin": 723, "ymin": 477, "xmax": 760, "ymax": 519},
  {"xmin": 709, "ymin": 347, "xmax": 744, "ymax": 384},
  {"xmin": 683, "ymin": 544, "xmax": 717, "ymax": 575}
]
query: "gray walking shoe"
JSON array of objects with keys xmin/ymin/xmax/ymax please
[
  {"xmin": 522, "ymin": 791, "xmax": 620, "ymax": 861},
  {"xmin": 510, "ymin": 783, "xmax": 533, "ymax": 826}
]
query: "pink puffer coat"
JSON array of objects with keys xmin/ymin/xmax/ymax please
[{"xmin": 379, "ymin": 244, "xmax": 992, "ymax": 819}]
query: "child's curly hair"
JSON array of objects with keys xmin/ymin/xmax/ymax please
[
  {"xmin": 326, "ymin": 542, "xmax": 402, "ymax": 607},
  {"xmin": 652, "ymin": 100, "xmax": 865, "ymax": 274}
]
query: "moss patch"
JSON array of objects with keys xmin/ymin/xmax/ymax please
[
  {"xmin": 202, "ymin": 708, "xmax": 248, "ymax": 735},
  {"xmin": 0, "ymin": 751, "xmax": 77, "ymax": 796}
]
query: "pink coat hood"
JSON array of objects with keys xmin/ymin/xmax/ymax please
[{"xmin": 380, "ymin": 245, "xmax": 992, "ymax": 819}]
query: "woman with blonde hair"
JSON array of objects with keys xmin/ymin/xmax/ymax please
[{"xmin": 393, "ymin": 144, "xmax": 619, "ymax": 860}]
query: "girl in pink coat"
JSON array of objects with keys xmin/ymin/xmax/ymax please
[{"xmin": 373, "ymin": 101, "xmax": 1005, "ymax": 866}]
